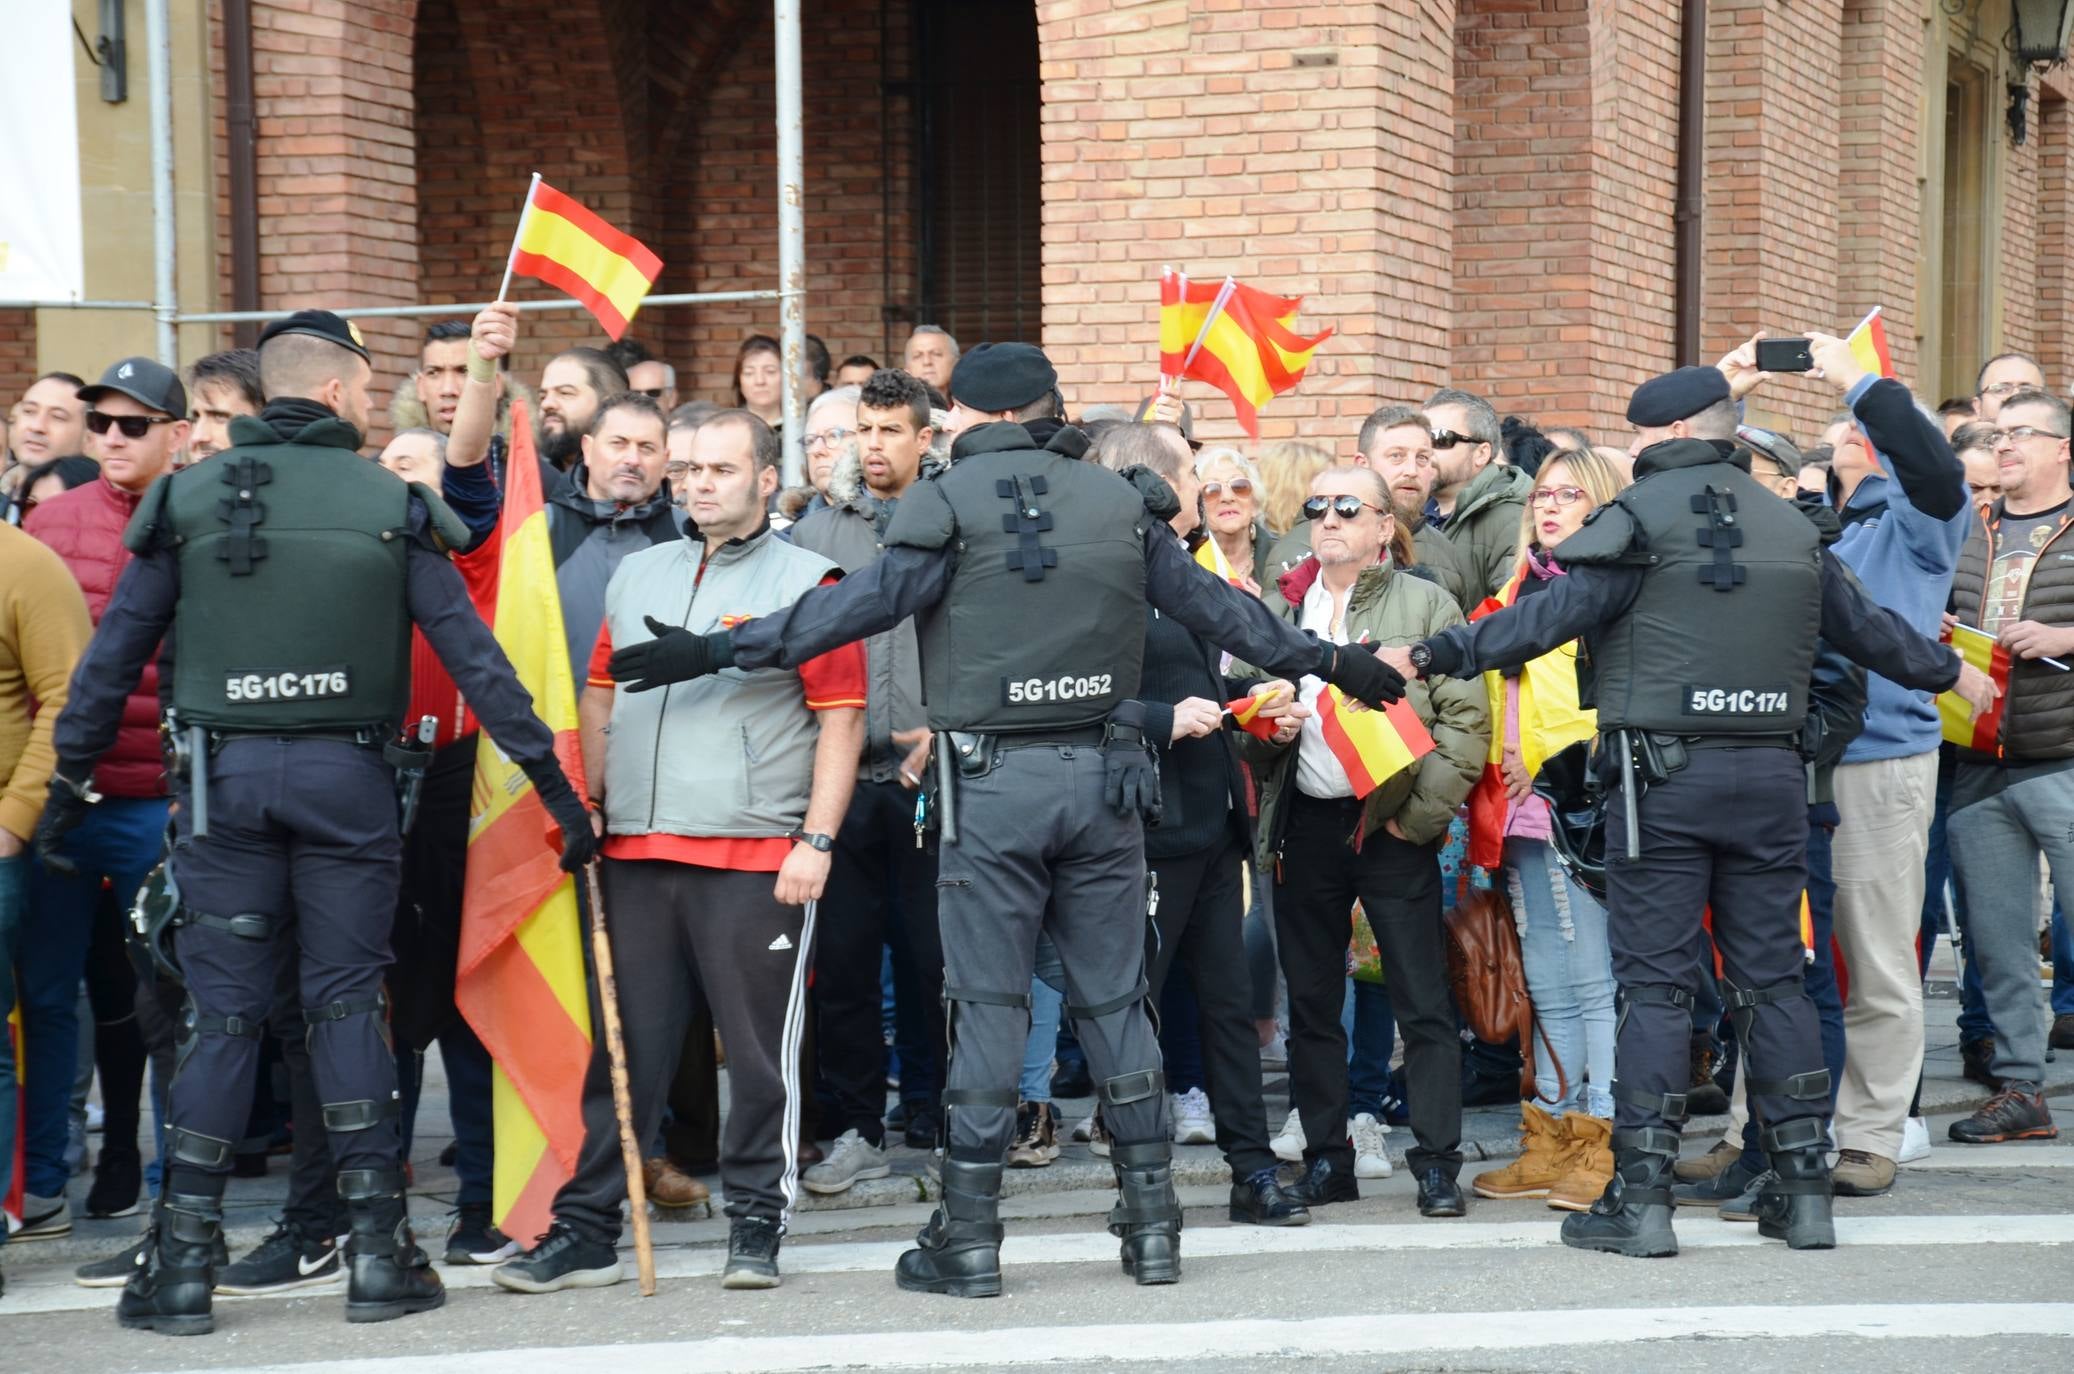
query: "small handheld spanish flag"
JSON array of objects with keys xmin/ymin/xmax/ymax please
[
  {"xmin": 1845, "ymin": 307, "xmax": 1894, "ymax": 380},
  {"xmin": 1939, "ymin": 622, "xmax": 2010, "ymax": 753},
  {"xmin": 504, "ymin": 175, "xmax": 663, "ymax": 340},
  {"xmin": 1315, "ymin": 686, "xmax": 1435, "ymax": 797},
  {"xmin": 1225, "ymin": 687, "xmax": 1285, "ymax": 742}
]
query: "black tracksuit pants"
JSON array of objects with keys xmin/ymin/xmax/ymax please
[
  {"xmin": 1145, "ymin": 834, "xmax": 1277, "ymax": 1180},
  {"xmin": 1274, "ymin": 792, "xmax": 1463, "ymax": 1180}
]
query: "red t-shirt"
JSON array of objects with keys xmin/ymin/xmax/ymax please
[{"xmin": 587, "ymin": 578, "xmax": 865, "ymax": 872}]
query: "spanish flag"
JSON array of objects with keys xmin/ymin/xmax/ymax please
[
  {"xmin": 456, "ymin": 400, "xmax": 594, "ymax": 1243},
  {"xmin": 1159, "ymin": 267, "xmax": 1331, "ymax": 437},
  {"xmin": 1846, "ymin": 307, "xmax": 1894, "ymax": 380},
  {"xmin": 508, "ymin": 179, "xmax": 662, "ymax": 340},
  {"xmin": 1315, "ymin": 684, "xmax": 1435, "ymax": 797},
  {"xmin": 1226, "ymin": 688, "xmax": 1284, "ymax": 742},
  {"xmin": 1938, "ymin": 622, "xmax": 2010, "ymax": 752}
]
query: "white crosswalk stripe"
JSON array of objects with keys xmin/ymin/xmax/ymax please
[{"xmin": 157, "ymin": 1303, "xmax": 2074, "ymax": 1374}]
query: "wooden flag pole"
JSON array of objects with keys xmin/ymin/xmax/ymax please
[
  {"xmin": 496, "ymin": 172, "xmax": 543, "ymax": 304},
  {"xmin": 584, "ymin": 859, "xmax": 657, "ymax": 1296}
]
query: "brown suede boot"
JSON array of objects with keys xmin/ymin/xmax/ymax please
[
  {"xmin": 1471, "ymin": 1102, "xmax": 1577, "ymax": 1200},
  {"xmin": 1546, "ymin": 1114, "xmax": 1614, "ymax": 1212}
]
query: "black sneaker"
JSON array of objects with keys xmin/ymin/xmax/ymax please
[
  {"xmin": 216, "ymin": 1219, "xmax": 344, "ymax": 1295},
  {"xmin": 86, "ymin": 1146, "xmax": 143, "ymax": 1219},
  {"xmin": 77, "ymin": 1232, "xmax": 229, "ymax": 1288},
  {"xmin": 721, "ymin": 1216, "xmax": 783, "ymax": 1290},
  {"xmin": 903, "ymin": 1103, "xmax": 943, "ymax": 1151},
  {"xmin": 444, "ymin": 1203, "xmax": 518, "ymax": 1265},
  {"xmin": 491, "ymin": 1223, "xmax": 622, "ymax": 1294},
  {"xmin": 1949, "ymin": 1085, "xmax": 2057, "ymax": 1144}
]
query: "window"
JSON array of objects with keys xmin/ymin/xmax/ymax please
[{"xmin": 1941, "ymin": 61, "xmax": 1990, "ymax": 401}]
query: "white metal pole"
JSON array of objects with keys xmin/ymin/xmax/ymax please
[
  {"xmin": 146, "ymin": 0, "xmax": 178, "ymax": 366},
  {"xmin": 775, "ymin": 0, "xmax": 807, "ymax": 488}
]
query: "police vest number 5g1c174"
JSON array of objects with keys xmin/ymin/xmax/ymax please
[
  {"xmin": 1684, "ymin": 686, "xmax": 1789, "ymax": 716},
  {"xmin": 1005, "ymin": 673, "xmax": 1113, "ymax": 705}
]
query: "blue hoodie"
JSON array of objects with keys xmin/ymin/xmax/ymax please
[{"xmin": 1832, "ymin": 376, "xmax": 1970, "ymax": 762}]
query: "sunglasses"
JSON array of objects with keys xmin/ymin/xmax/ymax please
[
  {"xmin": 86, "ymin": 411, "xmax": 178, "ymax": 439},
  {"xmin": 635, "ymin": 387, "xmax": 667, "ymax": 399},
  {"xmin": 1303, "ymin": 495, "xmax": 1387, "ymax": 521},
  {"xmin": 1430, "ymin": 429, "xmax": 1478, "ymax": 450},
  {"xmin": 1201, "ymin": 478, "xmax": 1254, "ymax": 499}
]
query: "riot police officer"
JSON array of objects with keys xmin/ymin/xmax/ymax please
[
  {"xmin": 37, "ymin": 310, "xmax": 596, "ymax": 1334},
  {"xmin": 1379, "ymin": 365, "xmax": 1996, "ymax": 1258},
  {"xmin": 602, "ymin": 343, "xmax": 1403, "ymax": 1296}
]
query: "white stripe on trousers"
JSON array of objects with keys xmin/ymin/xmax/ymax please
[{"xmin": 775, "ymin": 897, "xmax": 818, "ymax": 1232}]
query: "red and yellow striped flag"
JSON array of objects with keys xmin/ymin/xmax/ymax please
[
  {"xmin": 1159, "ymin": 268, "xmax": 1331, "ymax": 437},
  {"xmin": 1938, "ymin": 622, "xmax": 2010, "ymax": 752},
  {"xmin": 1846, "ymin": 307, "xmax": 1894, "ymax": 380},
  {"xmin": 508, "ymin": 180, "xmax": 662, "ymax": 341},
  {"xmin": 456, "ymin": 400, "xmax": 594, "ymax": 1243},
  {"xmin": 1225, "ymin": 688, "xmax": 1283, "ymax": 742},
  {"xmin": 1314, "ymin": 684, "xmax": 1436, "ymax": 797}
]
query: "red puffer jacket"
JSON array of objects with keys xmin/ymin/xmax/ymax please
[{"xmin": 25, "ymin": 478, "xmax": 168, "ymax": 798}]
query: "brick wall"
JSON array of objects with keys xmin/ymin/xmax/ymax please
[
  {"xmin": 2000, "ymin": 70, "xmax": 2042, "ymax": 365},
  {"xmin": 1037, "ymin": 0, "xmax": 1457, "ymax": 451},
  {"xmin": 0, "ymin": 312, "xmax": 37, "ymax": 414},
  {"xmin": 2038, "ymin": 87, "xmax": 2074, "ymax": 384},
  {"xmin": 1838, "ymin": 0, "xmax": 1924, "ymax": 387}
]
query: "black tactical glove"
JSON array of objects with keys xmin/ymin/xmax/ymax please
[
  {"xmin": 607, "ymin": 616, "xmax": 735, "ymax": 693},
  {"xmin": 1101, "ymin": 700, "xmax": 1164, "ymax": 824},
  {"xmin": 529, "ymin": 768, "xmax": 600, "ymax": 874},
  {"xmin": 1117, "ymin": 465, "xmax": 1181, "ymax": 522},
  {"xmin": 34, "ymin": 771, "xmax": 98, "ymax": 876},
  {"xmin": 1318, "ymin": 639, "xmax": 1407, "ymax": 709}
]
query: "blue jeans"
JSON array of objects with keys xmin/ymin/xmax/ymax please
[
  {"xmin": 0, "ymin": 852, "xmax": 24, "ymax": 1244},
  {"xmin": 1021, "ymin": 937, "xmax": 1068, "ymax": 1104},
  {"xmin": 2055, "ymin": 904, "xmax": 2074, "ymax": 1017},
  {"xmin": 1503, "ymin": 838, "xmax": 1616, "ymax": 1118},
  {"xmin": 20, "ymin": 796, "xmax": 168, "ymax": 1197},
  {"xmin": 1342, "ymin": 978, "xmax": 1394, "ymax": 1119},
  {"xmin": 1158, "ymin": 969, "xmax": 1204, "ymax": 1095},
  {"xmin": 440, "ymin": 1019, "xmax": 496, "ymax": 1206}
]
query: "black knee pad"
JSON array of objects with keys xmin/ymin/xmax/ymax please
[
  {"xmin": 322, "ymin": 1096, "xmax": 402, "ymax": 1135},
  {"xmin": 166, "ymin": 1125, "xmax": 235, "ymax": 1170},
  {"xmin": 1098, "ymin": 1068, "xmax": 1164, "ymax": 1109},
  {"xmin": 1614, "ymin": 982, "xmax": 1694, "ymax": 1040},
  {"xmin": 303, "ymin": 990, "xmax": 392, "ymax": 1052}
]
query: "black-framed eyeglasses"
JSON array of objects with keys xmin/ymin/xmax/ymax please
[
  {"xmin": 1201, "ymin": 478, "xmax": 1254, "ymax": 499},
  {"xmin": 1303, "ymin": 495, "xmax": 1387, "ymax": 522},
  {"xmin": 1992, "ymin": 424, "xmax": 2068, "ymax": 447},
  {"xmin": 804, "ymin": 426, "xmax": 854, "ymax": 451},
  {"xmin": 85, "ymin": 411, "xmax": 177, "ymax": 439},
  {"xmin": 1430, "ymin": 429, "xmax": 1478, "ymax": 450}
]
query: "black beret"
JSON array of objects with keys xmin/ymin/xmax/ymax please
[
  {"xmin": 948, "ymin": 342, "xmax": 1057, "ymax": 413},
  {"xmin": 257, "ymin": 309, "xmax": 371, "ymax": 363},
  {"xmin": 1626, "ymin": 365, "xmax": 1731, "ymax": 427}
]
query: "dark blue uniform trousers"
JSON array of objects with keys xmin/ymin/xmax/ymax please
[{"xmin": 167, "ymin": 738, "xmax": 404, "ymax": 1179}]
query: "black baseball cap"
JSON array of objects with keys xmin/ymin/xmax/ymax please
[
  {"xmin": 257, "ymin": 309, "xmax": 372, "ymax": 364},
  {"xmin": 79, "ymin": 357, "xmax": 187, "ymax": 419}
]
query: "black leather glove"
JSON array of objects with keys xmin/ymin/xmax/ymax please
[
  {"xmin": 1319, "ymin": 640, "xmax": 1407, "ymax": 709},
  {"xmin": 35, "ymin": 772, "xmax": 97, "ymax": 876},
  {"xmin": 1101, "ymin": 701, "xmax": 1164, "ymax": 824},
  {"xmin": 529, "ymin": 768, "xmax": 600, "ymax": 874},
  {"xmin": 1117, "ymin": 465, "xmax": 1181, "ymax": 522},
  {"xmin": 607, "ymin": 616, "xmax": 734, "ymax": 693}
]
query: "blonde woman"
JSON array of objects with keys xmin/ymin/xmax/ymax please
[
  {"xmin": 1192, "ymin": 446, "xmax": 1274, "ymax": 592},
  {"xmin": 1255, "ymin": 440, "xmax": 1334, "ymax": 538},
  {"xmin": 1464, "ymin": 448, "xmax": 1628, "ymax": 1212}
]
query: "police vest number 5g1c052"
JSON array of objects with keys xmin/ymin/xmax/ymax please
[
  {"xmin": 1005, "ymin": 673, "xmax": 1113, "ymax": 705},
  {"xmin": 225, "ymin": 668, "xmax": 352, "ymax": 703}
]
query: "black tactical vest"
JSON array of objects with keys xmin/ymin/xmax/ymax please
[
  {"xmin": 139, "ymin": 417, "xmax": 417, "ymax": 734},
  {"xmin": 1562, "ymin": 439, "xmax": 1821, "ymax": 735},
  {"xmin": 884, "ymin": 423, "xmax": 1149, "ymax": 732}
]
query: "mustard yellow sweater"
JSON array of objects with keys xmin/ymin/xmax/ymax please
[{"xmin": 0, "ymin": 522, "xmax": 92, "ymax": 841}]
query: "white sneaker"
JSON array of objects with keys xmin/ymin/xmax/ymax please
[
  {"xmin": 1350, "ymin": 1112, "xmax": 1393, "ymax": 1179},
  {"xmin": 1070, "ymin": 1114, "xmax": 1096, "ymax": 1143},
  {"xmin": 1897, "ymin": 1114, "xmax": 1932, "ymax": 1165},
  {"xmin": 1268, "ymin": 1107, "xmax": 1305, "ymax": 1162},
  {"xmin": 1171, "ymin": 1088, "xmax": 1216, "ymax": 1145},
  {"xmin": 801, "ymin": 1129, "xmax": 890, "ymax": 1195}
]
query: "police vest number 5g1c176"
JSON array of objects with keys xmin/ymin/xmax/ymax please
[
  {"xmin": 1005, "ymin": 673, "xmax": 1113, "ymax": 705},
  {"xmin": 225, "ymin": 669, "xmax": 351, "ymax": 703}
]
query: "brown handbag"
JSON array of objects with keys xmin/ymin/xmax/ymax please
[{"xmin": 1444, "ymin": 872, "xmax": 1565, "ymax": 1103}]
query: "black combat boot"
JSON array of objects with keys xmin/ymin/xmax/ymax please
[
  {"xmin": 1559, "ymin": 1126, "xmax": 1680, "ymax": 1259},
  {"xmin": 1108, "ymin": 1139, "xmax": 1183, "ymax": 1285},
  {"xmin": 115, "ymin": 1184, "xmax": 223, "ymax": 1336},
  {"xmin": 1753, "ymin": 1120, "xmax": 1835, "ymax": 1251},
  {"xmin": 896, "ymin": 1159, "xmax": 1004, "ymax": 1298},
  {"xmin": 339, "ymin": 1167, "xmax": 445, "ymax": 1323}
]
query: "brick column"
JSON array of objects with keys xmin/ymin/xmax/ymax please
[
  {"xmin": 1838, "ymin": 0, "xmax": 1924, "ymax": 386},
  {"xmin": 0, "ymin": 311, "xmax": 36, "ymax": 408},
  {"xmin": 1701, "ymin": 0, "xmax": 1842, "ymax": 443},
  {"xmin": 2037, "ymin": 85, "xmax": 2074, "ymax": 383},
  {"xmin": 1036, "ymin": 1, "xmax": 1456, "ymax": 449},
  {"xmin": 242, "ymin": 0, "xmax": 421, "ymax": 394}
]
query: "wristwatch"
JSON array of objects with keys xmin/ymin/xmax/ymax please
[
  {"xmin": 790, "ymin": 830, "xmax": 835, "ymax": 853},
  {"xmin": 1407, "ymin": 642, "xmax": 1434, "ymax": 679}
]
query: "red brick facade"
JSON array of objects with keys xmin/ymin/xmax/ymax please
[{"xmin": 17, "ymin": 1, "xmax": 2064, "ymax": 455}]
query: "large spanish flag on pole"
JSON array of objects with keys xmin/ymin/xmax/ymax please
[
  {"xmin": 1159, "ymin": 267, "xmax": 1331, "ymax": 437},
  {"xmin": 503, "ymin": 174, "xmax": 663, "ymax": 340},
  {"xmin": 457, "ymin": 400, "xmax": 593, "ymax": 1243},
  {"xmin": 1939, "ymin": 622, "xmax": 2011, "ymax": 753}
]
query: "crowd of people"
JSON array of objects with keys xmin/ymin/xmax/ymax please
[{"xmin": 1, "ymin": 303, "xmax": 2068, "ymax": 1313}]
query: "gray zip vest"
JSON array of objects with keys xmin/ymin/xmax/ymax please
[
  {"xmin": 1559, "ymin": 439, "xmax": 1821, "ymax": 735},
  {"xmin": 883, "ymin": 423, "xmax": 1150, "ymax": 732},
  {"xmin": 600, "ymin": 527, "xmax": 840, "ymax": 837}
]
